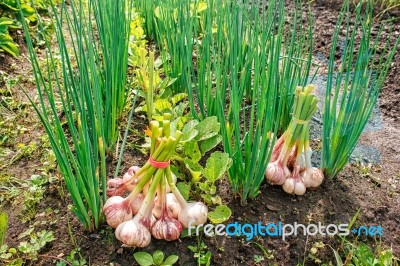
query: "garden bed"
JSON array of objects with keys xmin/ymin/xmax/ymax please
[{"xmin": 1, "ymin": 0, "xmax": 400, "ymax": 265}]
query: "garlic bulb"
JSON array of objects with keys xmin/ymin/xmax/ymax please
[
  {"xmin": 302, "ymin": 167, "xmax": 324, "ymax": 188},
  {"xmin": 153, "ymin": 193, "xmax": 182, "ymax": 219},
  {"xmin": 115, "ymin": 219, "xmax": 151, "ymax": 247},
  {"xmin": 151, "ymin": 212, "xmax": 182, "ymax": 241},
  {"xmin": 130, "ymin": 193, "xmax": 145, "ymax": 214},
  {"xmin": 282, "ymin": 177, "xmax": 306, "ymax": 195},
  {"xmin": 106, "ymin": 166, "xmax": 141, "ymax": 197},
  {"xmin": 106, "ymin": 178, "xmax": 125, "ymax": 197},
  {"xmin": 103, "ymin": 196, "xmax": 132, "ymax": 228},
  {"xmin": 178, "ymin": 202, "xmax": 208, "ymax": 228},
  {"xmin": 265, "ymin": 161, "xmax": 289, "ymax": 185}
]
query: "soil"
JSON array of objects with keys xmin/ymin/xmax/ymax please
[{"xmin": 1, "ymin": 1, "xmax": 400, "ymax": 266}]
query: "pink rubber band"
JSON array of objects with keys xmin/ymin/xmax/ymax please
[{"xmin": 148, "ymin": 156, "xmax": 170, "ymax": 169}]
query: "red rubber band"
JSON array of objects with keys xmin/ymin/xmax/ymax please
[{"xmin": 148, "ymin": 156, "xmax": 170, "ymax": 169}]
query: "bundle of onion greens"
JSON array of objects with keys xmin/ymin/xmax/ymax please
[
  {"xmin": 265, "ymin": 84, "xmax": 324, "ymax": 195},
  {"xmin": 103, "ymin": 115, "xmax": 208, "ymax": 247}
]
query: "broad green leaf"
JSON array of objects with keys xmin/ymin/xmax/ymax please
[
  {"xmin": 133, "ymin": 252, "xmax": 154, "ymax": 266},
  {"xmin": 211, "ymin": 195, "xmax": 222, "ymax": 205},
  {"xmin": 171, "ymin": 93, "xmax": 187, "ymax": 105},
  {"xmin": 0, "ymin": 18, "xmax": 14, "ymax": 27},
  {"xmin": 195, "ymin": 116, "xmax": 220, "ymax": 141},
  {"xmin": 203, "ymin": 152, "xmax": 232, "ymax": 182},
  {"xmin": 0, "ymin": 35, "xmax": 19, "ymax": 57},
  {"xmin": 154, "ymin": 99, "xmax": 172, "ymax": 113},
  {"xmin": 162, "ymin": 255, "xmax": 179, "ymax": 265},
  {"xmin": 199, "ymin": 135, "xmax": 222, "ymax": 154},
  {"xmin": 170, "ymin": 116, "xmax": 189, "ymax": 134},
  {"xmin": 21, "ymin": 4, "xmax": 35, "ymax": 17},
  {"xmin": 207, "ymin": 205, "xmax": 231, "ymax": 224},
  {"xmin": 176, "ymin": 182, "xmax": 190, "ymax": 201},
  {"xmin": 173, "ymin": 102, "xmax": 188, "ymax": 118},
  {"xmin": 17, "ymin": 227, "xmax": 34, "ymax": 240},
  {"xmin": 1, "ymin": 1, "xmax": 18, "ymax": 11},
  {"xmin": 0, "ymin": 244, "xmax": 8, "ymax": 253},
  {"xmin": 181, "ymin": 120, "xmax": 199, "ymax": 142},
  {"xmin": 198, "ymin": 182, "xmax": 209, "ymax": 192},
  {"xmin": 153, "ymin": 250, "xmax": 164, "ymax": 265},
  {"xmin": 183, "ymin": 141, "xmax": 201, "ymax": 162},
  {"xmin": 184, "ymin": 159, "xmax": 202, "ymax": 182},
  {"xmin": 158, "ymin": 77, "xmax": 178, "ymax": 92},
  {"xmin": 0, "ymin": 212, "xmax": 7, "ymax": 245}
]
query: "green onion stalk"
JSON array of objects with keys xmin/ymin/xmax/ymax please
[
  {"xmin": 321, "ymin": 0, "xmax": 400, "ymax": 178},
  {"xmin": 265, "ymin": 85, "xmax": 324, "ymax": 195}
]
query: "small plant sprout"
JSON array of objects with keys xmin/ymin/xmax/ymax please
[{"xmin": 133, "ymin": 250, "xmax": 179, "ymax": 266}]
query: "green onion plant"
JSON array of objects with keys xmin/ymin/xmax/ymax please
[
  {"xmin": 322, "ymin": 0, "xmax": 400, "ymax": 178},
  {"xmin": 137, "ymin": 0, "xmax": 315, "ymax": 201},
  {"xmin": 19, "ymin": 0, "xmax": 133, "ymax": 230}
]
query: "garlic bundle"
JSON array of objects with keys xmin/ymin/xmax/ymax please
[
  {"xmin": 265, "ymin": 85, "xmax": 324, "ymax": 195},
  {"xmin": 103, "ymin": 115, "xmax": 208, "ymax": 247}
]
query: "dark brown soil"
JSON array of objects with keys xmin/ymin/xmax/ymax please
[{"xmin": 1, "ymin": 1, "xmax": 400, "ymax": 266}]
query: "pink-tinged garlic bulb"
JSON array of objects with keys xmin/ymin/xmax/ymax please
[
  {"xmin": 265, "ymin": 161, "xmax": 290, "ymax": 185},
  {"xmin": 123, "ymin": 166, "xmax": 141, "ymax": 191},
  {"xmin": 130, "ymin": 193, "xmax": 145, "ymax": 214},
  {"xmin": 302, "ymin": 167, "xmax": 324, "ymax": 188},
  {"xmin": 103, "ymin": 196, "xmax": 132, "ymax": 228},
  {"xmin": 153, "ymin": 193, "xmax": 182, "ymax": 219},
  {"xmin": 282, "ymin": 177, "xmax": 306, "ymax": 195},
  {"xmin": 106, "ymin": 166, "xmax": 142, "ymax": 197},
  {"xmin": 115, "ymin": 219, "xmax": 151, "ymax": 247},
  {"xmin": 106, "ymin": 178, "xmax": 125, "ymax": 197},
  {"xmin": 151, "ymin": 211, "xmax": 182, "ymax": 241},
  {"xmin": 178, "ymin": 202, "xmax": 208, "ymax": 228}
]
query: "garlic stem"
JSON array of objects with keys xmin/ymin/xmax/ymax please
[
  {"xmin": 136, "ymin": 168, "xmax": 163, "ymax": 221},
  {"xmin": 150, "ymin": 121, "xmax": 160, "ymax": 155},
  {"xmin": 165, "ymin": 165, "xmax": 188, "ymax": 209}
]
